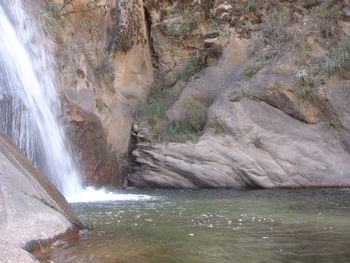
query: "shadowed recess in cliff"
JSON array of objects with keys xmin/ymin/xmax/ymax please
[{"xmin": 0, "ymin": 0, "xmax": 149, "ymax": 203}]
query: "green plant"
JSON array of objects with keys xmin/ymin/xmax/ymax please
[
  {"xmin": 173, "ymin": 60, "xmax": 203, "ymax": 82},
  {"xmin": 160, "ymin": 120, "xmax": 198, "ymax": 142},
  {"xmin": 261, "ymin": 4, "xmax": 293, "ymax": 49},
  {"xmin": 323, "ymin": 37, "xmax": 350, "ymax": 76},
  {"xmin": 252, "ymin": 136, "xmax": 263, "ymax": 148},
  {"xmin": 296, "ymin": 86, "xmax": 316, "ymax": 103},
  {"xmin": 108, "ymin": 144, "xmax": 115, "ymax": 153},
  {"xmin": 295, "ymin": 69, "xmax": 309, "ymax": 85},
  {"xmin": 134, "ymin": 82, "xmax": 207, "ymax": 143},
  {"xmin": 209, "ymin": 123, "xmax": 225, "ymax": 134},
  {"xmin": 40, "ymin": 2, "xmax": 68, "ymax": 36},
  {"xmin": 166, "ymin": 13, "xmax": 198, "ymax": 41},
  {"xmin": 182, "ymin": 97, "xmax": 206, "ymax": 132},
  {"xmin": 135, "ymin": 102, "xmax": 167, "ymax": 125},
  {"xmin": 148, "ymin": 83, "xmax": 166, "ymax": 103},
  {"xmin": 294, "ymin": 69, "xmax": 317, "ymax": 102},
  {"xmin": 96, "ymin": 99, "xmax": 106, "ymax": 112},
  {"xmin": 243, "ymin": 0, "xmax": 260, "ymax": 12},
  {"xmin": 243, "ymin": 58, "xmax": 264, "ymax": 76},
  {"xmin": 311, "ymin": 0, "xmax": 341, "ymax": 38}
]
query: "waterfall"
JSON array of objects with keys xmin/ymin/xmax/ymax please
[
  {"xmin": 0, "ymin": 0, "xmax": 83, "ymax": 199},
  {"xmin": 0, "ymin": 0, "xmax": 151, "ymax": 203}
]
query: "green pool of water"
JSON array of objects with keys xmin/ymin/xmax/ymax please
[{"xmin": 49, "ymin": 189, "xmax": 350, "ymax": 263}]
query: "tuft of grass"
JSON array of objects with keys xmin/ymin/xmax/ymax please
[
  {"xmin": 166, "ymin": 13, "xmax": 198, "ymax": 41},
  {"xmin": 160, "ymin": 120, "xmax": 198, "ymax": 142},
  {"xmin": 172, "ymin": 59, "xmax": 204, "ymax": 83},
  {"xmin": 243, "ymin": 58, "xmax": 264, "ymax": 76},
  {"xmin": 261, "ymin": 4, "xmax": 293, "ymax": 49},
  {"xmin": 252, "ymin": 136, "xmax": 263, "ymax": 148},
  {"xmin": 243, "ymin": 0, "xmax": 259, "ymax": 12},
  {"xmin": 96, "ymin": 99, "xmax": 106, "ymax": 112},
  {"xmin": 209, "ymin": 123, "xmax": 225, "ymax": 134},
  {"xmin": 296, "ymin": 86, "xmax": 317, "ymax": 103},
  {"xmin": 182, "ymin": 96, "xmax": 207, "ymax": 132},
  {"xmin": 148, "ymin": 83, "xmax": 166, "ymax": 103},
  {"xmin": 134, "ymin": 83, "xmax": 205, "ymax": 143},
  {"xmin": 322, "ymin": 37, "xmax": 350, "ymax": 76},
  {"xmin": 311, "ymin": 0, "xmax": 341, "ymax": 38},
  {"xmin": 294, "ymin": 69, "xmax": 317, "ymax": 102},
  {"xmin": 40, "ymin": 2, "xmax": 68, "ymax": 36},
  {"xmin": 135, "ymin": 102, "xmax": 167, "ymax": 126}
]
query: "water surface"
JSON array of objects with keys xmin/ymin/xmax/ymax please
[{"xmin": 49, "ymin": 189, "xmax": 350, "ymax": 263}]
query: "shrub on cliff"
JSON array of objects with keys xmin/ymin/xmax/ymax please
[
  {"xmin": 323, "ymin": 37, "xmax": 350, "ymax": 76},
  {"xmin": 182, "ymin": 96, "xmax": 206, "ymax": 133}
]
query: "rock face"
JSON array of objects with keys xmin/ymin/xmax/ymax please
[
  {"xmin": 63, "ymin": 98, "xmax": 123, "ymax": 186},
  {"xmin": 131, "ymin": 96, "xmax": 350, "ymax": 188},
  {"xmin": 0, "ymin": 132, "xmax": 82, "ymax": 261},
  {"xmin": 129, "ymin": 0, "xmax": 350, "ymax": 189},
  {"xmin": 0, "ymin": 240, "xmax": 38, "ymax": 263},
  {"xmin": 38, "ymin": 0, "xmax": 153, "ymax": 185}
]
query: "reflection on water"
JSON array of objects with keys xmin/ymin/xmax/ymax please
[
  {"xmin": 67, "ymin": 187, "xmax": 155, "ymax": 203},
  {"xmin": 48, "ymin": 189, "xmax": 350, "ymax": 263}
]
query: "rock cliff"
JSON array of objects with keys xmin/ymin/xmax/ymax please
[
  {"xmin": 39, "ymin": 0, "xmax": 153, "ymax": 186},
  {"xmin": 129, "ymin": 0, "xmax": 350, "ymax": 188},
  {"xmin": 40, "ymin": 0, "xmax": 350, "ymax": 189}
]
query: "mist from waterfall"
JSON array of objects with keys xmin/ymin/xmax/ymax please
[{"xmin": 0, "ymin": 0, "xmax": 148, "ymax": 203}]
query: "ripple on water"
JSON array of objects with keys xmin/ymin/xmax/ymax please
[{"xmin": 46, "ymin": 189, "xmax": 350, "ymax": 263}]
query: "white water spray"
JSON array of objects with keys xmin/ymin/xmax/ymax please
[{"xmin": 0, "ymin": 0, "xmax": 148, "ymax": 203}]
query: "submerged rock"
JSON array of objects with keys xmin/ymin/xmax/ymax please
[{"xmin": 0, "ymin": 132, "xmax": 82, "ymax": 261}]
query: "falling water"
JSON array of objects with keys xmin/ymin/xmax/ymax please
[
  {"xmin": 0, "ymin": 0, "xmax": 150, "ymax": 203},
  {"xmin": 0, "ymin": 0, "xmax": 83, "ymax": 199}
]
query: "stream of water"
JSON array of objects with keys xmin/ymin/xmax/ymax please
[
  {"xmin": 46, "ymin": 189, "xmax": 350, "ymax": 263},
  {"xmin": 0, "ymin": 0, "xmax": 145, "ymax": 203},
  {"xmin": 0, "ymin": 0, "xmax": 82, "ymax": 199}
]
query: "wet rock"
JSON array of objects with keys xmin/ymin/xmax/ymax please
[{"xmin": 64, "ymin": 98, "xmax": 124, "ymax": 187}]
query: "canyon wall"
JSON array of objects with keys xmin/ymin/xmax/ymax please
[
  {"xmin": 129, "ymin": 0, "xmax": 350, "ymax": 188},
  {"xmin": 39, "ymin": 0, "xmax": 350, "ymax": 189},
  {"xmin": 39, "ymin": 0, "xmax": 153, "ymax": 186}
]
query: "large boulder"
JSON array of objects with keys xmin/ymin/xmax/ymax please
[
  {"xmin": 130, "ymin": 94, "xmax": 350, "ymax": 188},
  {"xmin": 0, "ymin": 132, "xmax": 82, "ymax": 262}
]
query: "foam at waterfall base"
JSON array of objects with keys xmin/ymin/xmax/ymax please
[{"xmin": 67, "ymin": 187, "xmax": 154, "ymax": 203}]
